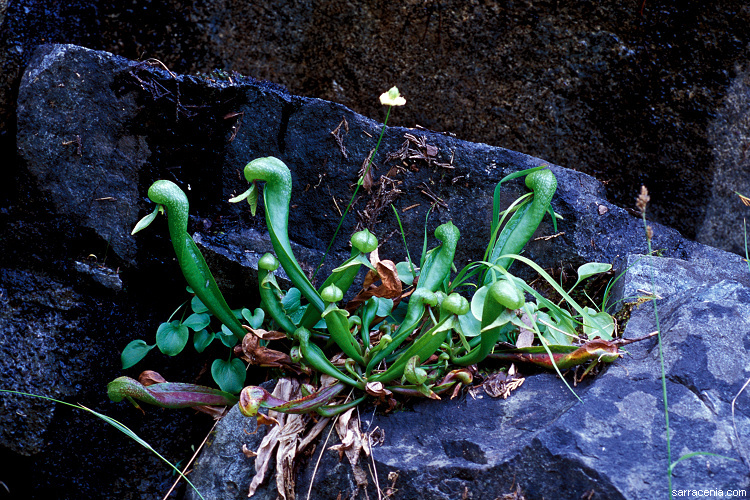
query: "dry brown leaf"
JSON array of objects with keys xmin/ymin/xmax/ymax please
[
  {"xmin": 238, "ymin": 332, "xmax": 293, "ymax": 368},
  {"xmin": 483, "ymin": 364, "xmax": 526, "ymax": 399},
  {"xmin": 241, "ymin": 326, "xmax": 287, "ymax": 341},
  {"xmin": 346, "ymin": 256, "xmax": 403, "ymax": 311},
  {"xmin": 328, "ymin": 408, "xmax": 369, "ymax": 493},
  {"xmin": 247, "ymin": 379, "xmax": 298, "ymax": 498},
  {"xmin": 138, "ymin": 370, "xmax": 167, "ymax": 386},
  {"xmin": 242, "ymin": 444, "xmax": 257, "ymax": 458},
  {"xmin": 365, "ymin": 381, "xmax": 393, "ymax": 398},
  {"xmin": 516, "ymin": 311, "xmax": 536, "ymax": 348}
]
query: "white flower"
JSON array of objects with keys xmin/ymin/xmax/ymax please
[{"xmin": 379, "ymin": 86, "xmax": 406, "ymax": 106}]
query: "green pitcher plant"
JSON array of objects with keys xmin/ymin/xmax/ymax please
[{"xmin": 111, "ymin": 156, "xmax": 619, "ymax": 419}]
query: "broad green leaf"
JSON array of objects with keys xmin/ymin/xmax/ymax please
[
  {"xmin": 457, "ymin": 311, "xmax": 481, "ymax": 338},
  {"xmin": 121, "ymin": 340, "xmax": 155, "ymax": 369},
  {"xmin": 191, "ymin": 295, "xmax": 209, "ymax": 314},
  {"xmin": 470, "ymin": 285, "xmax": 490, "ymax": 320},
  {"xmin": 193, "ymin": 329, "xmax": 215, "ymax": 353},
  {"xmin": 373, "ymin": 297, "xmax": 394, "ymax": 317},
  {"xmin": 156, "ymin": 321, "xmax": 189, "ymax": 356},
  {"xmin": 218, "ymin": 324, "xmax": 239, "ymax": 348},
  {"xmin": 281, "ymin": 288, "xmax": 302, "ymax": 314},
  {"xmin": 241, "ymin": 307, "xmax": 265, "ymax": 329},
  {"xmin": 396, "ymin": 261, "xmax": 417, "ymax": 284},
  {"xmin": 332, "ymin": 254, "xmax": 373, "ymax": 273},
  {"xmin": 571, "ymin": 262, "xmax": 612, "ymax": 290},
  {"xmin": 538, "ymin": 310, "xmax": 573, "ymax": 346},
  {"xmin": 183, "ymin": 313, "xmax": 210, "ymax": 332},
  {"xmin": 211, "ymin": 358, "xmax": 246, "ymax": 393},
  {"xmin": 582, "ymin": 307, "xmax": 615, "ymax": 340}
]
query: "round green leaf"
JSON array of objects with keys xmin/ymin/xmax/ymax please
[
  {"xmin": 156, "ymin": 320, "xmax": 189, "ymax": 356},
  {"xmin": 470, "ymin": 285, "xmax": 490, "ymax": 320},
  {"xmin": 121, "ymin": 339, "xmax": 155, "ymax": 369},
  {"xmin": 241, "ymin": 307, "xmax": 265, "ymax": 329},
  {"xmin": 191, "ymin": 295, "xmax": 209, "ymax": 314},
  {"xmin": 218, "ymin": 324, "xmax": 239, "ymax": 348},
  {"xmin": 183, "ymin": 313, "xmax": 210, "ymax": 332},
  {"xmin": 211, "ymin": 358, "xmax": 246, "ymax": 394},
  {"xmin": 457, "ymin": 311, "xmax": 481, "ymax": 338},
  {"xmin": 396, "ymin": 261, "xmax": 417, "ymax": 285},
  {"xmin": 193, "ymin": 329, "xmax": 215, "ymax": 353},
  {"xmin": 582, "ymin": 307, "xmax": 615, "ymax": 340},
  {"xmin": 373, "ymin": 297, "xmax": 394, "ymax": 317},
  {"xmin": 281, "ymin": 288, "xmax": 301, "ymax": 314}
]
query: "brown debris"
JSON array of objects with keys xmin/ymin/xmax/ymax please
[
  {"xmin": 479, "ymin": 364, "xmax": 526, "ymax": 399},
  {"xmin": 330, "ymin": 117, "xmax": 350, "ymax": 159}
]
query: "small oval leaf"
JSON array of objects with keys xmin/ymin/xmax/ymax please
[
  {"xmin": 191, "ymin": 295, "xmax": 209, "ymax": 314},
  {"xmin": 582, "ymin": 307, "xmax": 615, "ymax": 340},
  {"xmin": 218, "ymin": 324, "xmax": 239, "ymax": 348},
  {"xmin": 156, "ymin": 320, "xmax": 189, "ymax": 356},
  {"xmin": 193, "ymin": 329, "xmax": 215, "ymax": 353},
  {"xmin": 121, "ymin": 340, "xmax": 155, "ymax": 369},
  {"xmin": 576, "ymin": 263, "xmax": 612, "ymax": 283},
  {"xmin": 183, "ymin": 313, "xmax": 211, "ymax": 332},
  {"xmin": 211, "ymin": 358, "xmax": 246, "ymax": 394},
  {"xmin": 241, "ymin": 307, "xmax": 265, "ymax": 329}
]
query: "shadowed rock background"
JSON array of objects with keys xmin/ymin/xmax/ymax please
[
  {"xmin": 2, "ymin": 1, "xmax": 750, "ymax": 247},
  {"xmin": 1, "ymin": 2, "xmax": 750, "ymax": 499}
]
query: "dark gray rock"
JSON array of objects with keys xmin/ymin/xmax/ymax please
[
  {"xmin": 3, "ymin": 2, "xmax": 750, "ymax": 242},
  {"xmin": 8, "ymin": 44, "xmax": 750, "ymax": 499},
  {"xmin": 700, "ymin": 63, "xmax": 750, "ymax": 255},
  {"xmin": 189, "ymin": 256, "xmax": 750, "ymax": 500},
  {"xmin": 15, "ymin": 44, "xmax": 738, "ymax": 283},
  {"xmin": 16, "ymin": 44, "xmax": 147, "ymax": 265}
]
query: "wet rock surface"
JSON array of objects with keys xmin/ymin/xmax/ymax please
[{"xmin": 3, "ymin": 43, "xmax": 749, "ymax": 499}]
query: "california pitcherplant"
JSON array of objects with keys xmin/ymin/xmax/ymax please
[
  {"xmin": 109, "ymin": 87, "xmax": 622, "ymax": 419},
  {"xmin": 110, "ymin": 170, "xmax": 619, "ymax": 418}
]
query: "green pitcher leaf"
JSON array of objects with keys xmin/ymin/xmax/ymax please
[
  {"xmin": 156, "ymin": 321, "xmax": 189, "ymax": 356},
  {"xmin": 121, "ymin": 340, "xmax": 155, "ymax": 369},
  {"xmin": 211, "ymin": 358, "xmax": 246, "ymax": 394}
]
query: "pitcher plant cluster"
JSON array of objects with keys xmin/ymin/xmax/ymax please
[{"xmin": 108, "ymin": 88, "xmax": 620, "ymax": 419}]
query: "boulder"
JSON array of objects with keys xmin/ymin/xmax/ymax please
[
  {"xmin": 4, "ymin": 43, "xmax": 750, "ymax": 499},
  {"xmin": 3, "ymin": 2, "xmax": 750, "ymax": 242},
  {"xmin": 188, "ymin": 254, "xmax": 750, "ymax": 500}
]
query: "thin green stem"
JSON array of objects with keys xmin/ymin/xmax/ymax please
[
  {"xmin": 643, "ymin": 213, "xmax": 672, "ymax": 498},
  {"xmin": 313, "ymin": 106, "xmax": 393, "ymax": 279},
  {"xmin": 0, "ymin": 389, "xmax": 205, "ymax": 500},
  {"xmin": 744, "ymin": 219, "xmax": 749, "ymax": 274}
]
